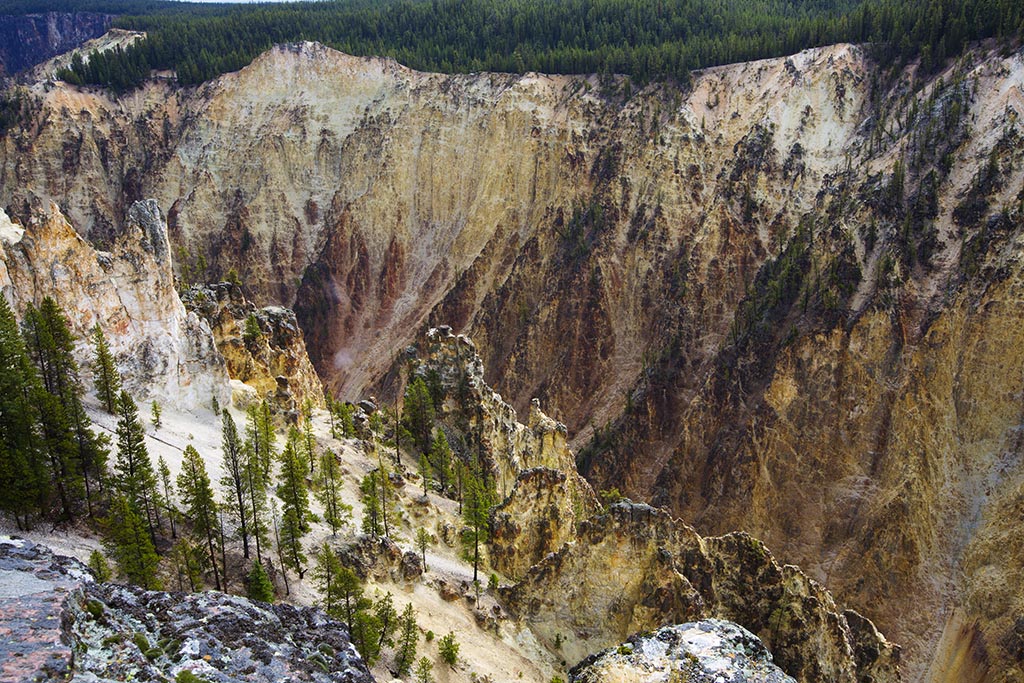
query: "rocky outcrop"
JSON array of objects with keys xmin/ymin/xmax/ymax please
[
  {"xmin": 183, "ymin": 282, "xmax": 325, "ymax": 415},
  {"xmin": 0, "ymin": 537, "xmax": 373, "ymax": 683},
  {"xmin": 505, "ymin": 502, "xmax": 901, "ymax": 683},
  {"xmin": 407, "ymin": 326, "xmax": 600, "ymax": 577},
  {"xmin": 408, "ymin": 326, "xmax": 587, "ymax": 494},
  {"xmin": 490, "ymin": 467, "xmax": 598, "ymax": 580},
  {"xmin": 0, "ymin": 200, "xmax": 229, "ymax": 409},
  {"xmin": 570, "ymin": 620, "xmax": 796, "ymax": 683},
  {"xmin": 0, "ymin": 12, "xmax": 111, "ymax": 76}
]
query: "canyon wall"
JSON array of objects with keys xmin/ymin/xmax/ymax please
[{"xmin": 2, "ymin": 39, "xmax": 1023, "ymax": 679}]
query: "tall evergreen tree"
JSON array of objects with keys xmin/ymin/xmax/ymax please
[
  {"xmin": 113, "ymin": 391, "xmax": 160, "ymax": 539},
  {"xmin": 246, "ymin": 400, "xmax": 275, "ymax": 483},
  {"xmin": 276, "ymin": 432, "xmax": 311, "ymax": 579},
  {"xmin": 219, "ymin": 408, "xmax": 251, "ymax": 559},
  {"xmin": 312, "ymin": 542, "xmax": 344, "ymax": 617},
  {"xmin": 104, "ymin": 495, "xmax": 162, "ymax": 590},
  {"xmin": 177, "ymin": 444, "xmax": 222, "ymax": 591},
  {"xmin": 462, "ymin": 466, "xmax": 493, "ymax": 584},
  {"xmin": 316, "ymin": 449, "xmax": 350, "ymax": 536},
  {"xmin": 157, "ymin": 454, "xmax": 177, "ymax": 538},
  {"xmin": 0, "ymin": 297, "xmax": 47, "ymax": 528},
  {"xmin": 395, "ymin": 602, "xmax": 419, "ymax": 676},
  {"xmin": 246, "ymin": 560, "xmax": 275, "ymax": 602},
  {"xmin": 91, "ymin": 323, "xmax": 120, "ymax": 414},
  {"xmin": 402, "ymin": 376, "xmax": 435, "ymax": 455},
  {"xmin": 428, "ymin": 430, "xmax": 452, "ymax": 493}
]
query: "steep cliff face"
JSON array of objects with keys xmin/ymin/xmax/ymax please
[
  {"xmin": 182, "ymin": 282, "xmax": 325, "ymax": 415},
  {"xmin": 0, "ymin": 12, "xmax": 111, "ymax": 76},
  {"xmin": 0, "ymin": 200, "xmax": 229, "ymax": 408},
  {"xmin": 3, "ymin": 38, "xmax": 1024, "ymax": 679}
]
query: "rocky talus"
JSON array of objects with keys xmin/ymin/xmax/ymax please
[
  {"xmin": 0, "ymin": 200, "xmax": 229, "ymax": 408},
  {"xmin": 183, "ymin": 282, "xmax": 325, "ymax": 417},
  {"xmin": 4, "ymin": 37, "xmax": 1024, "ymax": 678},
  {"xmin": 0, "ymin": 537, "xmax": 373, "ymax": 683}
]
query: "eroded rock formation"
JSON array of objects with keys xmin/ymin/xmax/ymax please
[
  {"xmin": 570, "ymin": 620, "xmax": 796, "ymax": 683},
  {"xmin": 0, "ymin": 200, "xmax": 229, "ymax": 408},
  {"xmin": 183, "ymin": 281, "xmax": 325, "ymax": 415}
]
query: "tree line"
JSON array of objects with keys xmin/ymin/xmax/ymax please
[{"xmin": 27, "ymin": 0, "xmax": 1021, "ymax": 92}]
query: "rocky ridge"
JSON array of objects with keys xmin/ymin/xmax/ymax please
[
  {"xmin": 0, "ymin": 536, "xmax": 373, "ymax": 682},
  {"xmin": 403, "ymin": 327, "xmax": 898, "ymax": 682},
  {"xmin": 0, "ymin": 199, "xmax": 229, "ymax": 409},
  {"xmin": 504, "ymin": 502, "xmax": 900, "ymax": 683}
]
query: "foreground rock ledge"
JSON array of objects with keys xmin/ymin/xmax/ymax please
[
  {"xmin": 570, "ymin": 620, "xmax": 796, "ymax": 683},
  {"xmin": 0, "ymin": 537, "xmax": 373, "ymax": 683}
]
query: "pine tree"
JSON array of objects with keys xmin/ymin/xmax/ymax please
[
  {"xmin": 177, "ymin": 444, "xmax": 222, "ymax": 591},
  {"xmin": 334, "ymin": 401, "xmax": 355, "ymax": 437},
  {"xmin": 428, "ymin": 430, "xmax": 452, "ymax": 493},
  {"xmin": 246, "ymin": 400, "xmax": 276, "ymax": 483},
  {"xmin": 402, "ymin": 376, "xmax": 435, "ymax": 455},
  {"xmin": 244, "ymin": 439, "xmax": 269, "ymax": 565},
  {"xmin": 246, "ymin": 560, "xmax": 274, "ymax": 602},
  {"xmin": 157, "ymin": 455, "xmax": 177, "ymax": 538},
  {"xmin": 416, "ymin": 527, "xmax": 432, "ymax": 571},
  {"xmin": 104, "ymin": 495, "xmax": 162, "ymax": 589},
  {"xmin": 113, "ymin": 391, "xmax": 160, "ymax": 539},
  {"xmin": 88, "ymin": 549, "xmax": 112, "ymax": 582},
  {"xmin": 170, "ymin": 538, "xmax": 203, "ymax": 591},
  {"xmin": 150, "ymin": 400, "xmax": 162, "ymax": 430},
  {"xmin": 302, "ymin": 399, "xmax": 316, "ymax": 474},
  {"xmin": 374, "ymin": 591, "xmax": 398, "ymax": 650},
  {"xmin": 316, "ymin": 449, "xmax": 351, "ymax": 535},
  {"xmin": 312, "ymin": 542, "xmax": 344, "ymax": 617},
  {"xmin": 359, "ymin": 470, "xmax": 383, "ymax": 537},
  {"xmin": 438, "ymin": 632, "xmax": 460, "ymax": 668},
  {"xmin": 24, "ymin": 298, "xmax": 105, "ymax": 518},
  {"xmin": 414, "ymin": 657, "xmax": 433, "ymax": 683},
  {"xmin": 91, "ymin": 323, "xmax": 120, "ymax": 414},
  {"xmin": 418, "ymin": 452, "xmax": 431, "ymax": 496},
  {"xmin": 0, "ymin": 296, "xmax": 48, "ymax": 528},
  {"xmin": 395, "ymin": 602, "xmax": 419, "ymax": 676},
  {"xmin": 276, "ymin": 432, "xmax": 311, "ymax": 579},
  {"xmin": 220, "ymin": 409, "xmax": 251, "ymax": 559},
  {"xmin": 462, "ymin": 466, "xmax": 493, "ymax": 584}
]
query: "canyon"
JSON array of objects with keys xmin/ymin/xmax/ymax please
[{"xmin": 2, "ymin": 36, "xmax": 1024, "ymax": 681}]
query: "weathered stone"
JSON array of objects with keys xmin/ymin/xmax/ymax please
[
  {"xmin": 0, "ymin": 537, "xmax": 373, "ymax": 683},
  {"xmin": 505, "ymin": 503, "xmax": 900, "ymax": 683}
]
